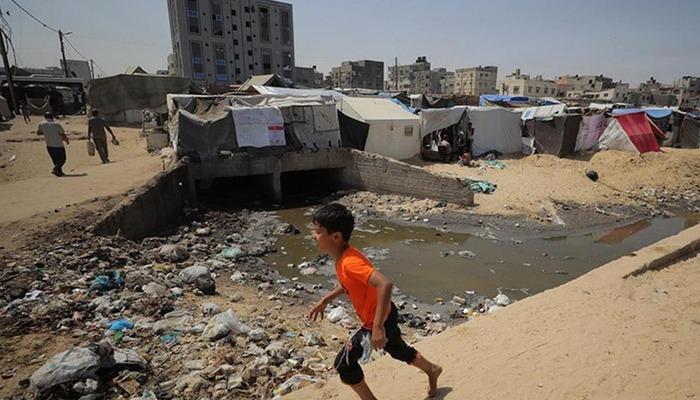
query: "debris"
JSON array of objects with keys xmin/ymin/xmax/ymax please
[
  {"xmin": 142, "ymin": 282, "xmax": 168, "ymax": 297},
  {"xmin": 273, "ymin": 374, "xmax": 319, "ymax": 396},
  {"xmin": 201, "ymin": 302, "xmax": 221, "ymax": 316},
  {"xmin": 195, "ymin": 227, "xmax": 212, "ymax": 236},
  {"xmin": 220, "ymin": 246, "xmax": 246, "ymax": 260},
  {"xmin": 457, "ymin": 250, "xmax": 476, "ymax": 258},
  {"xmin": 108, "ymin": 319, "xmax": 134, "ymax": 332},
  {"xmin": 585, "ymin": 169, "xmax": 599, "ymax": 182},
  {"xmin": 494, "ymin": 294, "xmax": 511, "ymax": 306},
  {"xmin": 202, "ymin": 309, "xmax": 251, "ymax": 340},
  {"xmin": 158, "ymin": 244, "xmax": 189, "ymax": 262},
  {"xmin": 90, "ymin": 271, "xmax": 125, "ymax": 291}
]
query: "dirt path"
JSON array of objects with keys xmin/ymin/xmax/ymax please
[
  {"xmin": 285, "ymin": 226, "xmax": 700, "ymax": 400},
  {"xmin": 0, "ymin": 116, "xmax": 163, "ymax": 225}
]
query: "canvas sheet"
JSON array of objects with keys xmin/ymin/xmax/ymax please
[
  {"xmin": 230, "ymin": 106, "xmax": 286, "ymax": 148},
  {"xmin": 420, "ymin": 106, "xmax": 468, "ymax": 135},
  {"xmin": 617, "ymin": 113, "xmax": 661, "ymax": 153},
  {"xmin": 520, "ymin": 104, "xmax": 566, "ymax": 121},
  {"xmin": 598, "ymin": 119, "xmax": 638, "ymax": 153},
  {"xmin": 467, "ymin": 107, "xmax": 523, "ymax": 156},
  {"xmin": 679, "ymin": 118, "xmax": 700, "ymax": 148},
  {"xmin": 575, "ymin": 114, "xmax": 608, "ymax": 151}
]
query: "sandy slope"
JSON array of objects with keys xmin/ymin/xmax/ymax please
[
  {"xmin": 0, "ymin": 116, "xmax": 162, "ymax": 225},
  {"xmin": 286, "ymin": 226, "xmax": 700, "ymax": 400}
]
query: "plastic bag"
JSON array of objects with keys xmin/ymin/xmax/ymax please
[
  {"xmin": 273, "ymin": 374, "xmax": 318, "ymax": 396},
  {"xmin": 87, "ymin": 140, "xmax": 95, "ymax": 156},
  {"xmin": 202, "ymin": 309, "xmax": 250, "ymax": 341}
]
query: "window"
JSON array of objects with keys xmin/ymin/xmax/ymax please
[
  {"xmin": 261, "ymin": 48, "xmax": 272, "ymax": 74},
  {"xmin": 187, "ymin": 0, "xmax": 200, "ymax": 34},
  {"xmin": 248, "ymin": 64, "xmax": 253, "ymax": 70},
  {"xmin": 280, "ymin": 10, "xmax": 291, "ymax": 44},
  {"xmin": 246, "ymin": 35, "xmax": 252, "ymax": 42},
  {"xmin": 535, "ymin": 87, "xmax": 540, "ymax": 93},
  {"xmin": 259, "ymin": 7, "xmax": 270, "ymax": 42},
  {"xmin": 231, "ymin": 9, "xmax": 236, "ymax": 16},
  {"xmin": 245, "ymin": 21, "xmax": 251, "ymax": 28},
  {"xmin": 234, "ymin": 53, "xmax": 239, "ymax": 60},
  {"xmin": 234, "ymin": 39, "xmax": 239, "ymax": 45},
  {"xmin": 210, "ymin": 0, "xmax": 223, "ymax": 36},
  {"xmin": 190, "ymin": 42, "xmax": 204, "ymax": 80},
  {"xmin": 244, "ymin": 6, "xmax": 250, "ymax": 12},
  {"xmin": 232, "ymin": 24, "xmax": 237, "ymax": 31},
  {"xmin": 247, "ymin": 50, "xmax": 253, "ymax": 56},
  {"xmin": 214, "ymin": 43, "xmax": 227, "ymax": 81}
]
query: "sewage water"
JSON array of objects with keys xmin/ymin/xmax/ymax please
[{"xmin": 266, "ymin": 206, "xmax": 698, "ymax": 303}]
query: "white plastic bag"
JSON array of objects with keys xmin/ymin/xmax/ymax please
[{"xmin": 202, "ymin": 309, "xmax": 250, "ymax": 340}]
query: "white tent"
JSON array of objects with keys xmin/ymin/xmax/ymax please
[
  {"xmin": 337, "ymin": 97, "xmax": 421, "ymax": 160},
  {"xmin": 466, "ymin": 107, "xmax": 523, "ymax": 156},
  {"xmin": 420, "ymin": 106, "xmax": 468, "ymax": 135}
]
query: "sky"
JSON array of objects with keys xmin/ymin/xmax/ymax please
[{"xmin": 4, "ymin": 0, "xmax": 700, "ymax": 85}]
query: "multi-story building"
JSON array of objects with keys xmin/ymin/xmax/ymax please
[
  {"xmin": 439, "ymin": 72, "xmax": 455, "ymax": 95},
  {"xmin": 673, "ymin": 76, "xmax": 700, "ymax": 107},
  {"xmin": 498, "ymin": 69, "xmax": 557, "ymax": 97},
  {"xmin": 555, "ymin": 74, "xmax": 614, "ymax": 97},
  {"xmin": 330, "ymin": 60, "xmax": 384, "ymax": 90},
  {"xmin": 166, "ymin": 0, "xmax": 294, "ymax": 88},
  {"xmin": 387, "ymin": 56, "xmax": 431, "ymax": 93},
  {"xmin": 453, "ymin": 66, "xmax": 497, "ymax": 96},
  {"xmin": 567, "ymin": 83, "xmax": 633, "ymax": 103},
  {"xmin": 293, "ymin": 65, "xmax": 323, "ymax": 88}
]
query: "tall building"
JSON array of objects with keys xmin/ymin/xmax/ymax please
[
  {"xmin": 293, "ymin": 65, "xmax": 323, "ymax": 88},
  {"xmin": 439, "ymin": 72, "xmax": 455, "ymax": 95},
  {"xmin": 166, "ymin": 0, "xmax": 294, "ymax": 87},
  {"xmin": 454, "ymin": 66, "xmax": 497, "ymax": 96},
  {"xmin": 387, "ymin": 57, "xmax": 448, "ymax": 95},
  {"xmin": 498, "ymin": 69, "xmax": 557, "ymax": 97},
  {"xmin": 330, "ymin": 60, "xmax": 384, "ymax": 90}
]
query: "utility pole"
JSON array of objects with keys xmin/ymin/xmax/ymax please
[
  {"xmin": 90, "ymin": 59, "xmax": 95, "ymax": 79},
  {"xmin": 394, "ymin": 57, "xmax": 398, "ymax": 93},
  {"xmin": 0, "ymin": 27, "xmax": 18, "ymax": 114},
  {"xmin": 59, "ymin": 30, "xmax": 70, "ymax": 78}
]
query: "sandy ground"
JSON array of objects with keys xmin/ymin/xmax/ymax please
[
  {"xmin": 409, "ymin": 149, "xmax": 700, "ymax": 218},
  {"xmin": 0, "ymin": 116, "xmax": 163, "ymax": 226},
  {"xmin": 286, "ymin": 226, "xmax": 700, "ymax": 400}
]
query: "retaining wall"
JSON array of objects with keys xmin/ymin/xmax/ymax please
[{"xmin": 92, "ymin": 159, "xmax": 196, "ymax": 240}]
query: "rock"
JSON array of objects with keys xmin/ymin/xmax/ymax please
[
  {"xmin": 158, "ymin": 244, "xmax": 189, "ymax": 263},
  {"xmin": 195, "ymin": 227, "xmax": 212, "ymax": 236},
  {"xmin": 457, "ymin": 250, "xmax": 476, "ymax": 258},
  {"xmin": 220, "ymin": 246, "xmax": 246, "ymax": 260},
  {"xmin": 494, "ymin": 293, "xmax": 511, "ymax": 306},
  {"xmin": 201, "ymin": 302, "xmax": 220, "ymax": 316},
  {"xmin": 202, "ymin": 309, "xmax": 251, "ymax": 341},
  {"xmin": 451, "ymin": 295, "xmax": 466, "ymax": 305},
  {"xmin": 248, "ymin": 328, "xmax": 268, "ymax": 342},
  {"xmin": 273, "ymin": 374, "xmax": 318, "ymax": 396},
  {"xmin": 302, "ymin": 332, "xmax": 325, "ymax": 346},
  {"xmin": 143, "ymin": 282, "xmax": 168, "ymax": 297},
  {"xmin": 230, "ymin": 272, "xmax": 246, "ymax": 283}
]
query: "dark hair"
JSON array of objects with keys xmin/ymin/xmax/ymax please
[
  {"xmin": 92, "ymin": 109, "xmax": 99, "ymax": 116},
  {"xmin": 312, "ymin": 203, "xmax": 354, "ymax": 242},
  {"xmin": 44, "ymin": 112, "xmax": 54, "ymax": 119}
]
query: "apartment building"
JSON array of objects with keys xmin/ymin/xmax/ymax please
[
  {"xmin": 555, "ymin": 74, "xmax": 614, "ymax": 96},
  {"xmin": 293, "ymin": 65, "xmax": 323, "ymax": 88},
  {"xmin": 330, "ymin": 60, "xmax": 384, "ymax": 90},
  {"xmin": 166, "ymin": 0, "xmax": 294, "ymax": 87},
  {"xmin": 498, "ymin": 69, "xmax": 557, "ymax": 97},
  {"xmin": 453, "ymin": 66, "xmax": 497, "ymax": 96}
]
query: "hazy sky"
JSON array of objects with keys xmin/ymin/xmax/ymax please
[{"xmin": 5, "ymin": 0, "xmax": 700, "ymax": 85}]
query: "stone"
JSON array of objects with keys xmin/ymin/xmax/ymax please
[
  {"xmin": 248, "ymin": 328, "xmax": 268, "ymax": 342},
  {"xmin": 142, "ymin": 282, "xmax": 168, "ymax": 297},
  {"xmin": 494, "ymin": 293, "xmax": 511, "ymax": 306},
  {"xmin": 195, "ymin": 227, "xmax": 212, "ymax": 236},
  {"xmin": 158, "ymin": 244, "xmax": 188, "ymax": 263},
  {"xmin": 457, "ymin": 250, "xmax": 476, "ymax": 258}
]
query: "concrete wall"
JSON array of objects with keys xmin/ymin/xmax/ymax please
[
  {"xmin": 340, "ymin": 150, "xmax": 474, "ymax": 206},
  {"xmin": 92, "ymin": 159, "xmax": 196, "ymax": 240}
]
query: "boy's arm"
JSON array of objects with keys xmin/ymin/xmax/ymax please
[
  {"xmin": 308, "ymin": 285, "xmax": 345, "ymax": 321},
  {"xmin": 368, "ymin": 270, "xmax": 393, "ymax": 349}
]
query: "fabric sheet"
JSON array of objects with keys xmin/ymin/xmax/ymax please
[
  {"xmin": 598, "ymin": 119, "xmax": 638, "ymax": 153},
  {"xmin": 230, "ymin": 106, "xmax": 286, "ymax": 148},
  {"xmin": 420, "ymin": 106, "xmax": 468, "ymax": 135},
  {"xmin": 679, "ymin": 118, "xmax": 700, "ymax": 148},
  {"xmin": 616, "ymin": 112, "xmax": 661, "ymax": 153},
  {"xmin": 575, "ymin": 114, "xmax": 608, "ymax": 151},
  {"xmin": 467, "ymin": 107, "xmax": 523, "ymax": 156}
]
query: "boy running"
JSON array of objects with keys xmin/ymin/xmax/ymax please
[{"xmin": 308, "ymin": 203, "xmax": 442, "ymax": 399}]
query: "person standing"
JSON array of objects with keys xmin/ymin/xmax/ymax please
[
  {"xmin": 20, "ymin": 99, "xmax": 31, "ymax": 123},
  {"xmin": 87, "ymin": 109, "xmax": 117, "ymax": 164},
  {"xmin": 37, "ymin": 112, "xmax": 69, "ymax": 176}
]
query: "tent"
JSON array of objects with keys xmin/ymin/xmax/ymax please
[
  {"xmin": 338, "ymin": 111, "xmax": 370, "ymax": 151},
  {"xmin": 678, "ymin": 117, "xmax": 700, "ymax": 148},
  {"xmin": 611, "ymin": 107, "xmax": 673, "ymax": 133},
  {"xmin": 239, "ymin": 74, "xmax": 290, "ymax": 92},
  {"xmin": 337, "ymin": 97, "xmax": 421, "ymax": 160},
  {"xmin": 479, "ymin": 94, "xmax": 529, "ymax": 107},
  {"xmin": 524, "ymin": 114, "xmax": 582, "ymax": 157},
  {"xmin": 598, "ymin": 112, "xmax": 664, "ymax": 153},
  {"xmin": 575, "ymin": 113, "xmax": 608, "ymax": 151},
  {"xmin": 87, "ymin": 74, "xmax": 196, "ymax": 123},
  {"xmin": 419, "ymin": 106, "xmax": 468, "ymax": 160},
  {"xmin": 520, "ymin": 104, "xmax": 567, "ymax": 121},
  {"xmin": 466, "ymin": 107, "xmax": 523, "ymax": 156}
]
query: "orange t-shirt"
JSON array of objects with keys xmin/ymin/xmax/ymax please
[{"xmin": 336, "ymin": 246, "xmax": 383, "ymax": 329}]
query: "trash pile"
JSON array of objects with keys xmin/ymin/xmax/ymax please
[{"xmin": 0, "ymin": 205, "xmax": 515, "ymax": 399}]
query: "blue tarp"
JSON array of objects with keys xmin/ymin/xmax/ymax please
[
  {"xmin": 611, "ymin": 108, "xmax": 673, "ymax": 119},
  {"xmin": 389, "ymin": 97, "xmax": 417, "ymax": 114},
  {"xmin": 479, "ymin": 95, "xmax": 530, "ymax": 106}
]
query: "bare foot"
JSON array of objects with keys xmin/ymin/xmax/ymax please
[{"xmin": 427, "ymin": 364, "xmax": 442, "ymax": 397}]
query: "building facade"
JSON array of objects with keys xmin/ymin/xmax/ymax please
[
  {"xmin": 387, "ymin": 56, "xmax": 430, "ymax": 93},
  {"xmin": 166, "ymin": 0, "xmax": 294, "ymax": 87},
  {"xmin": 498, "ymin": 69, "xmax": 557, "ymax": 97},
  {"xmin": 330, "ymin": 60, "xmax": 384, "ymax": 90},
  {"xmin": 673, "ymin": 76, "xmax": 700, "ymax": 107},
  {"xmin": 453, "ymin": 66, "xmax": 497, "ymax": 96},
  {"xmin": 293, "ymin": 65, "xmax": 323, "ymax": 88},
  {"xmin": 555, "ymin": 74, "xmax": 614, "ymax": 96},
  {"xmin": 439, "ymin": 72, "xmax": 455, "ymax": 95}
]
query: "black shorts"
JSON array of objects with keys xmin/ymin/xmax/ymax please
[{"xmin": 334, "ymin": 302, "xmax": 417, "ymax": 385}]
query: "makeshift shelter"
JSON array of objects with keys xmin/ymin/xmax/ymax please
[
  {"xmin": 419, "ymin": 106, "xmax": 468, "ymax": 161},
  {"xmin": 611, "ymin": 108, "xmax": 673, "ymax": 133},
  {"xmin": 598, "ymin": 112, "xmax": 664, "ymax": 153},
  {"xmin": 575, "ymin": 113, "xmax": 608, "ymax": 151},
  {"xmin": 337, "ymin": 97, "xmax": 421, "ymax": 160},
  {"xmin": 124, "ymin": 66, "xmax": 148, "ymax": 75},
  {"xmin": 466, "ymin": 107, "xmax": 523, "ymax": 156},
  {"xmin": 520, "ymin": 104, "xmax": 566, "ymax": 121},
  {"xmin": 678, "ymin": 117, "xmax": 700, "ymax": 148},
  {"xmin": 87, "ymin": 74, "xmax": 196, "ymax": 123},
  {"xmin": 479, "ymin": 94, "xmax": 529, "ymax": 107},
  {"xmin": 239, "ymin": 74, "xmax": 290, "ymax": 92},
  {"xmin": 338, "ymin": 111, "xmax": 370, "ymax": 151},
  {"xmin": 524, "ymin": 114, "xmax": 582, "ymax": 157}
]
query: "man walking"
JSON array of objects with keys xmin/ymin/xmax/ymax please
[
  {"xmin": 88, "ymin": 109, "xmax": 117, "ymax": 164},
  {"xmin": 37, "ymin": 112, "xmax": 69, "ymax": 176}
]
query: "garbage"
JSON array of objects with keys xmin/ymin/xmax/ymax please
[
  {"xmin": 153, "ymin": 310, "xmax": 193, "ymax": 333},
  {"xmin": 466, "ymin": 178, "xmax": 497, "ymax": 194},
  {"xmin": 220, "ymin": 246, "xmax": 246, "ymax": 260},
  {"xmin": 202, "ymin": 309, "xmax": 251, "ymax": 341},
  {"xmin": 195, "ymin": 227, "xmax": 211, "ymax": 236},
  {"xmin": 158, "ymin": 244, "xmax": 189, "ymax": 262},
  {"xmin": 201, "ymin": 302, "xmax": 220, "ymax": 316},
  {"xmin": 108, "ymin": 319, "xmax": 134, "ymax": 332},
  {"xmin": 142, "ymin": 282, "xmax": 168, "ymax": 297},
  {"xmin": 73, "ymin": 378, "xmax": 98, "ymax": 395},
  {"xmin": 585, "ymin": 169, "xmax": 599, "ymax": 182},
  {"xmin": 90, "ymin": 271, "xmax": 125, "ymax": 291},
  {"xmin": 179, "ymin": 265, "xmax": 215, "ymax": 295},
  {"xmin": 273, "ymin": 374, "xmax": 319, "ymax": 396},
  {"xmin": 486, "ymin": 160, "xmax": 506, "ymax": 169},
  {"xmin": 457, "ymin": 250, "xmax": 476, "ymax": 258},
  {"xmin": 248, "ymin": 328, "xmax": 268, "ymax": 342},
  {"xmin": 326, "ymin": 306, "xmax": 350, "ymax": 323},
  {"xmin": 494, "ymin": 293, "xmax": 511, "ymax": 306}
]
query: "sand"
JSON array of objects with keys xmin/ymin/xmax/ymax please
[
  {"xmin": 285, "ymin": 226, "xmax": 700, "ymax": 400},
  {"xmin": 409, "ymin": 149, "xmax": 700, "ymax": 218},
  {"xmin": 0, "ymin": 116, "xmax": 163, "ymax": 225}
]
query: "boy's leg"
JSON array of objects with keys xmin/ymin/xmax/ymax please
[
  {"xmin": 382, "ymin": 304, "xmax": 442, "ymax": 397},
  {"xmin": 334, "ymin": 330, "xmax": 377, "ymax": 400}
]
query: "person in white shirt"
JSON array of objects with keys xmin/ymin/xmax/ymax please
[{"xmin": 37, "ymin": 112, "xmax": 70, "ymax": 176}]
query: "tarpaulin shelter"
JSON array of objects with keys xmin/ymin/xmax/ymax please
[
  {"xmin": 575, "ymin": 113, "xmax": 608, "ymax": 151},
  {"xmin": 611, "ymin": 107, "xmax": 673, "ymax": 133},
  {"xmin": 239, "ymin": 74, "xmax": 290, "ymax": 92},
  {"xmin": 87, "ymin": 74, "xmax": 196, "ymax": 123},
  {"xmin": 337, "ymin": 97, "xmax": 421, "ymax": 160},
  {"xmin": 479, "ymin": 94, "xmax": 529, "ymax": 107},
  {"xmin": 598, "ymin": 112, "xmax": 665, "ymax": 153},
  {"xmin": 338, "ymin": 111, "xmax": 370, "ymax": 151},
  {"xmin": 466, "ymin": 107, "xmax": 523, "ymax": 156},
  {"xmin": 419, "ymin": 106, "xmax": 468, "ymax": 161},
  {"xmin": 524, "ymin": 114, "xmax": 582, "ymax": 157},
  {"xmin": 520, "ymin": 104, "xmax": 566, "ymax": 121},
  {"xmin": 678, "ymin": 117, "xmax": 700, "ymax": 148}
]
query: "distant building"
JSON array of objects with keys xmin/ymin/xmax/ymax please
[
  {"xmin": 567, "ymin": 83, "xmax": 633, "ymax": 103},
  {"xmin": 166, "ymin": 0, "xmax": 295, "ymax": 87},
  {"xmin": 498, "ymin": 69, "xmax": 557, "ymax": 97},
  {"xmin": 439, "ymin": 72, "xmax": 455, "ymax": 95},
  {"xmin": 454, "ymin": 66, "xmax": 497, "ymax": 96},
  {"xmin": 330, "ymin": 60, "xmax": 384, "ymax": 90},
  {"xmin": 673, "ymin": 76, "xmax": 700, "ymax": 107},
  {"xmin": 386, "ymin": 57, "xmax": 449, "ymax": 95},
  {"xmin": 630, "ymin": 77, "xmax": 678, "ymax": 107},
  {"xmin": 555, "ymin": 74, "xmax": 614, "ymax": 97},
  {"xmin": 61, "ymin": 59, "xmax": 92, "ymax": 80},
  {"xmin": 293, "ymin": 65, "xmax": 323, "ymax": 88}
]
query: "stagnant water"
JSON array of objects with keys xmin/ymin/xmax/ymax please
[{"xmin": 265, "ymin": 206, "xmax": 698, "ymax": 303}]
